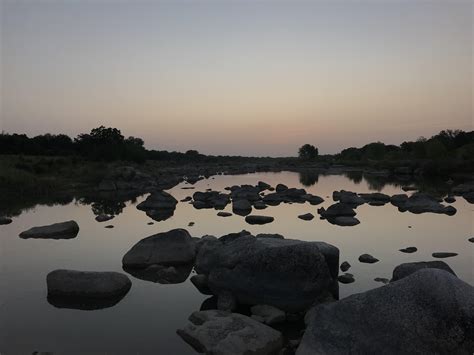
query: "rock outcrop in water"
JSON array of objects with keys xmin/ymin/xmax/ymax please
[
  {"xmin": 177, "ymin": 310, "xmax": 284, "ymax": 355},
  {"xmin": 393, "ymin": 192, "xmax": 456, "ymax": 215},
  {"xmin": 391, "ymin": 261, "xmax": 456, "ymax": 281},
  {"xmin": 47, "ymin": 269, "xmax": 131, "ymax": 310},
  {"xmin": 136, "ymin": 191, "xmax": 178, "ymax": 221},
  {"xmin": 297, "ymin": 269, "xmax": 474, "ymax": 354},
  {"xmin": 0, "ymin": 216, "xmax": 12, "ymax": 225},
  {"xmin": 19, "ymin": 220, "xmax": 79, "ymax": 239},
  {"xmin": 194, "ymin": 231, "xmax": 339, "ymax": 312}
]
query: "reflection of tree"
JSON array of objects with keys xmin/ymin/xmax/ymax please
[
  {"xmin": 299, "ymin": 171, "xmax": 319, "ymax": 187},
  {"xmin": 345, "ymin": 171, "xmax": 363, "ymax": 184},
  {"xmin": 364, "ymin": 176, "xmax": 387, "ymax": 191},
  {"xmin": 91, "ymin": 200, "xmax": 126, "ymax": 216}
]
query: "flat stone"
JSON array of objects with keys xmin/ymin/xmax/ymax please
[
  {"xmin": 95, "ymin": 214, "xmax": 114, "ymax": 222},
  {"xmin": 177, "ymin": 310, "xmax": 284, "ymax": 355},
  {"xmin": 245, "ymin": 215, "xmax": 274, "ymax": 225},
  {"xmin": 217, "ymin": 212, "xmax": 233, "ymax": 217},
  {"xmin": 338, "ymin": 273, "xmax": 355, "ymax": 284},
  {"xmin": 298, "ymin": 213, "xmax": 314, "ymax": 221},
  {"xmin": 432, "ymin": 252, "xmax": 458, "ymax": 258},
  {"xmin": 399, "ymin": 247, "xmax": 417, "ymax": 253},
  {"xmin": 19, "ymin": 220, "xmax": 79, "ymax": 239}
]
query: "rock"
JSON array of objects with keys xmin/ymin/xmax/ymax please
[
  {"xmin": 390, "ymin": 193, "xmax": 408, "ymax": 206},
  {"xmin": 298, "ymin": 213, "xmax": 314, "ymax": 221},
  {"xmin": 245, "ymin": 215, "xmax": 274, "ymax": 225},
  {"xmin": 328, "ymin": 216, "xmax": 360, "ymax": 226},
  {"xmin": 452, "ymin": 181, "xmax": 474, "ymax": 194},
  {"xmin": 125, "ymin": 263, "xmax": 193, "ymax": 284},
  {"xmin": 394, "ymin": 166, "xmax": 412, "ymax": 175},
  {"xmin": 276, "ymin": 184, "xmax": 288, "ymax": 192},
  {"xmin": 303, "ymin": 194, "xmax": 324, "ymax": 205},
  {"xmin": 374, "ymin": 277, "xmax": 389, "ymax": 284},
  {"xmin": 122, "ymin": 229, "xmax": 196, "ymax": 269},
  {"xmin": 401, "ymin": 185, "xmax": 417, "ymax": 191},
  {"xmin": 137, "ymin": 191, "xmax": 177, "ymax": 211},
  {"xmin": 338, "ymin": 273, "xmax": 355, "ymax": 284},
  {"xmin": 217, "ymin": 291, "xmax": 237, "ymax": 311},
  {"xmin": 180, "ymin": 196, "xmax": 192, "ymax": 202},
  {"xmin": 19, "ymin": 220, "xmax": 79, "ymax": 239},
  {"xmin": 469, "ymin": 237, "xmax": 474, "ymax": 243},
  {"xmin": 340, "ymin": 261, "xmax": 351, "ymax": 272},
  {"xmin": 297, "ymin": 269, "xmax": 474, "ymax": 354},
  {"xmin": 217, "ymin": 211, "xmax": 232, "ymax": 217},
  {"xmin": 318, "ymin": 203, "xmax": 357, "ymax": 219},
  {"xmin": 188, "ymin": 222, "xmax": 195, "ymax": 227},
  {"xmin": 47, "ymin": 269, "xmax": 131, "ymax": 308},
  {"xmin": 399, "ymin": 247, "xmax": 417, "ymax": 253},
  {"xmin": 177, "ymin": 310, "xmax": 284, "ymax": 355},
  {"xmin": 463, "ymin": 191, "xmax": 474, "ymax": 203},
  {"xmin": 192, "ymin": 191, "xmax": 230, "ymax": 209},
  {"xmin": 95, "ymin": 214, "xmax": 114, "ymax": 222},
  {"xmin": 256, "ymin": 233, "xmax": 285, "ymax": 240},
  {"xmin": 359, "ymin": 192, "xmax": 390, "ymax": 205},
  {"xmin": 432, "ymin": 252, "xmax": 458, "ymax": 258},
  {"xmin": 191, "ymin": 274, "xmax": 212, "ymax": 295},
  {"xmin": 253, "ymin": 201, "xmax": 267, "ymax": 210},
  {"xmin": 0, "ymin": 216, "xmax": 12, "ymax": 225},
  {"xmin": 230, "ymin": 185, "xmax": 262, "ymax": 202},
  {"xmin": 250, "ymin": 304, "xmax": 286, "ymax": 325},
  {"xmin": 396, "ymin": 192, "xmax": 456, "ymax": 215},
  {"xmin": 257, "ymin": 181, "xmax": 271, "ymax": 190},
  {"xmin": 147, "ymin": 222, "xmax": 154, "ymax": 225},
  {"xmin": 98, "ymin": 180, "xmax": 116, "ymax": 191},
  {"xmin": 195, "ymin": 233, "xmax": 339, "ymax": 311},
  {"xmin": 232, "ymin": 199, "xmax": 252, "ymax": 216},
  {"xmin": 392, "ymin": 261, "xmax": 456, "ymax": 281},
  {"xmin": 333, "ymin": 190, "xmax": 365, "ymax": 205},
  {"xmin": 444, "ymin": 195, "xmax": 456, "ymax": 203},
  {"xmin": 358, "ymin": 254, "xmax": 379, "ymax": 264},
  {"xmin": 104, "ymin": 225, "xmax": 114, "ymax": 229}
]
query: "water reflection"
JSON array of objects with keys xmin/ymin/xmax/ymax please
[
  {"xmin": 344, "ymin": 171, "xmax": 363, "ymax": 184},
  {"xmin": 298, "ymin": 171, "xmax": 319, "ymax": 187},
  {"xmin": 124, "ymin": 264, "xmax": 193, "ymax": 284},
  {"xmin": 47, "ymin": 294, "xmax": 130, "ymax": 311}
]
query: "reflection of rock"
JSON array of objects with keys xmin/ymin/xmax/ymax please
[
  {"xmin": 0, "ymin": 216, "xmax": 12, "ymax": 225},
  {"xmin": 391, "ymin": 261, "xmax": 456, "ymax": 282},
  {"xmin": 125, "ymin": 263, "xmax": 193, "ymax": 284},
  {"xmin": 122, "ymin": 229, "xmax": 196, "ymax": 268},
  {"xmin": 19, "ymin": 220, "xmax": 79, "ymax": 239},
  {"xmin": 298, "ymin": 269, "xmax": 474, "ymax": 354},
  {"xmin": 195, "ymin": 233, "xmax": 339, "ymax": 312},
  {"xmin": 327, "ymin": 216, "xmax": 360, "ymax": 226},
  {"xmin": 338, "ymin": 273, "xmax": 355, "ymax": 284},
  {"xmin": 46, "ymin": 269, "xmax": 131, "ymax": 310},
  {"xmin": 177, "ymin": 310, "xmax": 284, "ymax": 355},
  {"xmin": 244, "ymin": 215, "xmax": 274, "ymax": 225}
]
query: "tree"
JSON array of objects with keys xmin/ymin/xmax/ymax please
[{"xmin": 298, "ymin": 144, "xmax": 318, "ymax": 160}]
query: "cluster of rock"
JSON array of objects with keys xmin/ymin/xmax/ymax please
[
  {"xmin": 390, "ymin": 192, "xmax": 457, "ymax": 215},
  {"xmin": 98, "ymin": 166, "xmax": 169, "ymax": 192}
]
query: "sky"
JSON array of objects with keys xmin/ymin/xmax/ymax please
[{"xmin": 0, "ymin": 0, "xmax": 472, "ymax": 156}]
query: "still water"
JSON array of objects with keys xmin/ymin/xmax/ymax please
[{"xmin": 1, "ymin": 172, "xmax": 472, "ymax": 354}]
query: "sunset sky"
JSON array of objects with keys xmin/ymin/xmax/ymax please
[{"xmin": 1, "ymin": 0, "xmax": 472, "ymax": 156}]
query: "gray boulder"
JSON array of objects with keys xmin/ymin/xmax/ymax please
[
  {"xmin": 195, "ymin": 233, "xmax": 339, "ymax": 311},
  {"xmin": 19, "ymin": 220, "xmax": 79, "ymax": 239},
  {"xmin": 298, "ymin": 269, "xmax": 474, "ymax": 354},
  {"xmin": 358, "ymin": 254, "xmax": 379, "ymax": 263},
  {"xmin": 245, "ymin": 215, "xmax": 274, "ymax": 225},
  {"xmin": 392, "ymin": 261, "xmax": 456, "ymax": 281},
  {"xmin": 122, "ymin": 229, "xmax": 196, "ymax": 268},
  {"xmin": 177, "ymin": 310, "xmax": 284, "ymax": 355},
  {"xmin": 47, "ymin": 269, "xmax": 131, "ymax": 299}
]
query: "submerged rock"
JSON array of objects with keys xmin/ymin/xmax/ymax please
[
  {"xmin": 358, "ymin": 254, "xmax": 379, "ymax": 264},
  {"xmin": 298, "ymin": 269, "xmax": 474, "ymax": 354},
  {"xmin": 19, "ymin": 220, "xmax": 79, "ymax": 239},
  {"xmin": 469, "ymin": 237, "xmax": 474, "ymax": 243},
  {"xmin": 391, "ymin": 261, "xmax": 456, "ymax": 281},
  {"xmin": 217, "ymin": 211, "xmax": 232, "ymax": 217},
  {"xmin": 177, "ymin": 310, "xmax": 284, "ymax": 355},
  {"xmin": 195, "ymin": 233, "xmax": 339, "ymax": 312},
  {"xmin": 245, "ymin": 215, "xmax": 274, "ymax": 225},
  {"xmin": 47, "ymin": 269, "xmax": 131, "ymax": 310},
  {"xmin": 122, "ymin": 229, "xmax": 196, "ymax": 269}
]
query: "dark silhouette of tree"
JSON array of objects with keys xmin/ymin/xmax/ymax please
[{"xmin": 298, "ymin": 144, "xmax": 318, "ymax": 160}]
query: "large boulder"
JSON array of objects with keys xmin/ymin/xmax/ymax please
[
  {"xmin": 298, "ymin": 269, "xmax": 474, "ymax": 354},
  {"xmin": 19, "ymin": 220, "xmax": 79, "ymax": 239},
  {"xmin": 122, "ymin": 229, "xmax": 196, "ymax": 269},
  {"xmin": 391, "ymin": 261, "xmax": 456, "ymax": 281},
  {"xmin": 195, "ymin": 233, "xmax": 339, "ymax": 311},
  {"xmin": 47, "ymin": 269, "xmax": 131, "ymax": 310},
  {"xmin": 177, "ymin": 310, "xmax": 284, "ymax": 355}
]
